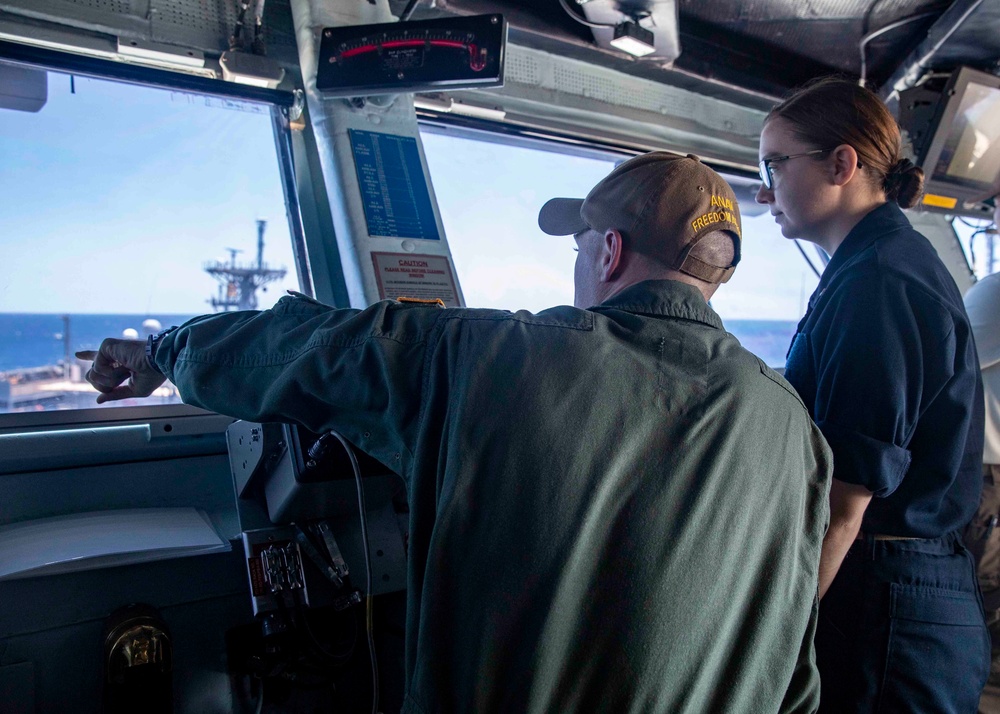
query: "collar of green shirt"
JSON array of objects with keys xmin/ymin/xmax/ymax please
[{"xmin": 594, "ymin": 279, "xmax": 724, "ymax": 329}]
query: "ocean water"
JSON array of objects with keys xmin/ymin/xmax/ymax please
[
  {"xmin": 726, "ymin": 318, "xmax": 798, "ymax": 368},
  {"xmin": 0, "ymin": 313, "xmax": 799, "ymax": 373},
  {"xmin": 0, "ymin": 313, "xmax": 197, "ymax": 372}
]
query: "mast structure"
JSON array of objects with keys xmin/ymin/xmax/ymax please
[{"xmin": 204, "ymin": 220, "xmax": 287, "ymax": 311}]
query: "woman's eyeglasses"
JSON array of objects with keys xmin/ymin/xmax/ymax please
[{"xmin": 758, "ymin": 148, "xmax": 835, "ymax": 189}]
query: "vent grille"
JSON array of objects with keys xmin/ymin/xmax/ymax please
[
  {"xmin": 504, "ymin": 49, "xmax": 541, "ymax": 86},
  {"xmin": 506, "ymin": 47, "xmax": 762, "ymax": 138},
  {"xmin": 152, "ymin": 0, "xmax": 236, "ymax": 45},
  {"xmin": 155, "ymin": 0, "xmax": 237, "ymax": 26},
  {"xmin": 0, "ymin": 0, "xmax": 296, "ymax": 56},
  {"xmin": 62, "ymin": 0, "xmax": 133, "ymax": 12}
]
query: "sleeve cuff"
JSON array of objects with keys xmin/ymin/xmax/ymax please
[
  {"xmin": 817, "ymin": 419, "xmax": 912, "ymax": 497},
  {"xmin": 146, "ymin": 326, "xmax": 178, "ymax": 376}
]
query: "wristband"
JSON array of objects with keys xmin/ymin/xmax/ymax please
[{"xmin": 145, "ymin": 327, "xmax": 177, "ymax": 375}]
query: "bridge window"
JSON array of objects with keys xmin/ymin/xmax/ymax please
[
  {"xmin": 709, "ymin": 212, "xmax": 822, "ymax": 367},
  {"xmin": 420, "ymin": 129, "xmax": 820, "ymax": 367},
  {"xmin": 420, "ymin": 128, "xmax": 618, "ymax": 312},
  {"xmin": 0, "ymin": 63, "xmax": 300, "ymax": 415},
  {"xmin": 953, "ymin": 216, "xmax": 999, "ymax": 278}
]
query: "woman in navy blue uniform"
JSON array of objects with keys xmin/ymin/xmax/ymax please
[{"xmin": 756, "ymin": 77, "xmax": 989, "ymax": 712}]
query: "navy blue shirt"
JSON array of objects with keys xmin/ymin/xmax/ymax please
[{"xmin": 784, "ymin": 202, "xmax": 984, "ymax": 537}]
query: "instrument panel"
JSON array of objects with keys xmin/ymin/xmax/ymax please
[{"xmin": 316, "ymin": 14, "xmax": 506, "ymax": 97}]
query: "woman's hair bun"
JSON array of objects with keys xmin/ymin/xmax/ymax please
[
  {"xmin": 884, "ymin": 157, "xmax": 924, "ymax": 209},
  {"xmin": 889, "ymin": 158, "xmax": 915, "ymax": 175}
]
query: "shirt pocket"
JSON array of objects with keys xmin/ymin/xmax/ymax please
[{"xmin": 877, "ymin": 584, "xmax": 989, "ymax": 713}]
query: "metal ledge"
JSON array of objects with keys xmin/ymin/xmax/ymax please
[{"xmin": 0, "ymin": 38, "xmax": 295, "ymax": 105}]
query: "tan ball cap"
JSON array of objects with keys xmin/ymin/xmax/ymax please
[{"xmin": 538, "ymin": 152, "xmax": 742, "ymax": 283}]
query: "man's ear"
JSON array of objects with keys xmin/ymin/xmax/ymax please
[
  {"xmin": 601, "ymin": 229, "xmax": 624, "ymax": 282},
  {"xmin": 831, "ymin": 144, "xmax": 861, "ymax": 186}
]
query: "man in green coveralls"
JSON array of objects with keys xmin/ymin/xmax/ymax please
[{"xmin": 81, "ymin": 153, "xmax": 831, "ymax": 713}]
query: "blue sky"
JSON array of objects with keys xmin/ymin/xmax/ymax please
[
  {"xmin": 4, "ymin": 67, "xmax": 954, "ymax": 326},
  {"xmin": 0, "ymin": 73, "xmax": 297, "ymax": 315},
  {"xmin": 421, "ymin": 131, "xmax": 822, "ymax": 320}
]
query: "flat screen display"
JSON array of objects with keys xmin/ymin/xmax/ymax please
[{"xmin": 931, "ymin": 81, "xmax": 1000, "ymax": 191}]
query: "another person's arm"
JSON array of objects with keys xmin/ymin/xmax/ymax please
[{"xmin": 818, "ymin": 478, "xmax": 873, "ymax": 598}]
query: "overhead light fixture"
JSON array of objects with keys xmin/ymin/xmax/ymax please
[
  {"xmin": 609, "ymin": 21, "xmax": 656, "ymax": 58},
  {"xmin": 413, "ymin": 95, "xmax": 507, "ymax": 122},
  {"xmin": 219, "ymin": 51, "xmax": 285, "ymax": 89}
]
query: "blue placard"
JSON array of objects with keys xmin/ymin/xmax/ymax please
[{"xmin": 349, "ymin": 129, "xmax": 440, "ymax": 240}]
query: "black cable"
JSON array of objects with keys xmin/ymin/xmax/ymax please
[
  {"xmin": 958, "ymin": 216, "xmax": 992, "ymax": 228},
  {"xmin": 557, "ymin": 0, "xmax": 617, "ymax": 29},
  {"xmin": 253, "ymin": 678, "xmax": 264, "ymax": 714},
  {"xmin": 793, "ymin": 239, "xmax": 823, "ymax": 279},
  {"xmin": 969, "ymin": 229, "xmax": 992, "ymax": 273},
  {"xmin": 293, "ymin": 589, "xmax": 357, "ymax": 664},
  {"xmin": 325, "ymin": 430, "xmax": 378, "ymax": 714},
  {"xmin": 252, "ymin": 19, "xmax": 266, "ymax": 56},
  {"xmin": 230, "ymin": 0, "xmax": 251, "ymax": 51},
  {"xmin": 399, "ymin": 0, "xmax": 421, "ymax": 22}
]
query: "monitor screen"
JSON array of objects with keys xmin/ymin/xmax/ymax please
[{"xmin": 931, "ymin": 80, "xmax": 1000, "ymax": 192}]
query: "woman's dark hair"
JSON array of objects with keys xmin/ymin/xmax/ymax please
[{"xmin": 765, "ymin": 77, "xmax": 924, "ymax": 208}]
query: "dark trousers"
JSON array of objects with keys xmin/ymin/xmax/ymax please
[
  {"xmin": 816, "ymin": 533, "xmax": 990, "ymax": 713},
  {"xmin": 979, "ymin": 606, "xmax": 1000, "ymax": 714},
  {"xmin": 965, "ymin": 464, "xmax": 1000, "ymax": 714}
]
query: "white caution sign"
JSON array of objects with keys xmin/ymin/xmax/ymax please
[{"xmin": 371, "ymin": 252, "xmax": 460, "ymax": 307}]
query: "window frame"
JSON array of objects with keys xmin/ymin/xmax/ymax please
[
  {"xmin": 415, "ymin": 115, "xmax": 826, "ymax": 367},
  {"xmin": 0, "ymin": 41, "xmax": 308, "ymax": 430}
]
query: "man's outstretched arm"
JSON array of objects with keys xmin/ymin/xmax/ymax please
[{"xmin": 76, "ymin": 294, "xmax": 446, "ymax": 470}]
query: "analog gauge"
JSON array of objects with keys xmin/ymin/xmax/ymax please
[{"xmin": 317, "ymin": 14, "xmax": 506, "ymax": 97}]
